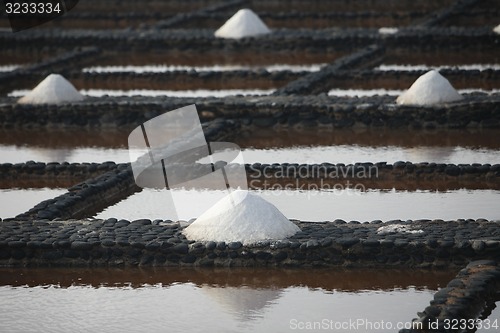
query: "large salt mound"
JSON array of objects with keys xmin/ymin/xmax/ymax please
[
  {"xmin": 494, "ymin": 24, "xmax": 500, "ymax": 35},
  {"xmin": 183, "ymin": 190, "xmax": 300, "ymax": 245},
  {"xmin": 18, "ymin": 74, "xmax": 84, "ymax": 104},
  {"xmin": 214, "ymin": 9, "xmax": 270, "ymax": 39},
  {"xmin": 396, "ymin": 70, "xmax": 463, "ymax": 105}
]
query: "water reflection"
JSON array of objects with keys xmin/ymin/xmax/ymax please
[
  {"xmin": 202, "ymin": 286, "xmax": 282, "ymax": 322},
  {"xmin": 0, "ymin": 267, "xmax": 456, "ymax": 290},
  {"xmin": 0, "ymin": 188, "xmax": 67, "ymax": 218},
  {"xmin": 0, "ymin": 268, "xmax": 456, "ymax": 333},
  {"xmin": 95, "ymin": 188, "xmax": 500, "ymax": 221}
]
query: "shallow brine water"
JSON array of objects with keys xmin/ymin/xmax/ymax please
[
  {"xmin": 327, "ymin": 89, "xmax": 500, "ymax": 97},
  {"xmin": 9, "ymin": 88, "xmax": 275, "ymax": 98},
  {"xmin": 82, "ymin": 64, "xmax": 325, "ymax": 73},
  {"xmin": 240, "ymin": 145, "xmax": 500, "ymax": 165},
  {"xmin": 0, "ymin": 267, "xmax": 457, "ymax": 333},
  {"xmin": 0, "ymin": 188, "xmax": 67, "ymax": 218},
  {"xmin": 95, "ymin": 188, "xmax": 500, "ymax": 222},
  {"xmin": 1, "ymin": 128, "xmax": 499, "ymax": 165}
]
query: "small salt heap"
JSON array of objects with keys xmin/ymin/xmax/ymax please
[
  {"xmin": 183, "ymin": 190, "xmax": 300, "ymax": 245},
  {"xmin": 18, "ymin": 74, "xmax": 84, "ymax": 104},
  {"xmin": 214, "ymin": 9, "xmax": 271, "ymax": 39},
  {"xmin": 494, "ymin": 24, "xmax": 500, "ymax": 35},
  {"xmin": 396, "ymin": 70, "xmax": 463, "ymax": 105}
]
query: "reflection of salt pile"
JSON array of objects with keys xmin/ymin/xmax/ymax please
[
  {"xmin": 18, "ymin": 74, "xmax": 84, "ymax": 104},
  {"xmin": 215, "ymin": 9, "xmax": 271, "ymax": 39},
  {"xmin": 494, "ymin": 24, "xmax": 500, "ymax": 34},
  {"xmin": 202, "ymin": 286, "xmax": 282, "ymax": 322},
  {"xmin": 396, "ymin": 70, "xmax": 463, "ymax": 105},
  {"xmin": 183, "ymin": 190, "xmax": 300, "ymax": 245}
]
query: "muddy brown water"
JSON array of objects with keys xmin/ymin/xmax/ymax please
[
  {"xmin": 0, "ymin": 267, "xmax": 457, "ymax": 290},
  {"xmin": 235, "ymin": 128, "xmax": 500, "ymax": 150}
]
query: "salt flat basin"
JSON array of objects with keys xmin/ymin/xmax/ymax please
[
  {"xmin": 0, "ymin": 267, "xmax": 456, "ymax": 333},
  {"xmin": 2, "ymin": 144, "xmax": 498, "ymax": 165},
  {"xmin": 9, "ymin": 89, "xmax": 275, "ymax": 98},
  {"xmin": 327, "ymin": 88, "xmax": 500, "ymax": 97},
  {"xmin": 235, "ymin": 128, "xmax": 500, "ymax": 165},
  {"xmin": 82, "ymin": 64, "xmax": 325, "ymax": 73},
  {"xmin": 241, "ymin": 145, "xmax": 500, "ymax": 165},
  {"xmin": 376, "ymin": 64, "xmax": 500, "ymax": 71},
  {"xmin": 0, "ymin": 188, "xmax": 67, "ymax": 219},
  {"xmin": 94, "ymin": 188, "xmax": 500, "ymax": 222},
  {"xmin": 1, "ymin": 127, "xmax": 499, "ymax": 165}
]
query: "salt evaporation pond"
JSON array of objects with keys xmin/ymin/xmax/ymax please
[
  {"xmin": 0, "ymin": 267, "xmax": 457, "ymax": 333},
  {"xmin": 376, "ymin": 64, "xmax": 500, "ymax": 71},
  {"xmin": 95, "ymin": 188, "xmax": 500, "ymax": 222},
  {"xmin": 9, "ymin": 89, "xmax": 274, "ymax": 98},
  {"xmin": 0, "ymin": 137, "xmax": 500, "ymax": 164},
  {"xmin": 1, "ymin": 128, "xmax": 499, "ymax": 164},
  {"xmin": 327, "ymin": 88, "xmax": 500, "ymax": 97},
  {"xmin": 0, "ymin": 188, "xmax": 67, "ymax": 218},
  {"xmin": 82, "ymin": 64, "xmax": 325, "ymax": 73},
  {"xmin": 240, "ymin": 145, "xmax": 500, "ymax": 165},
  {"xmin": 0, "ymin": 65, "xmax": 20, "ymax": 72}
]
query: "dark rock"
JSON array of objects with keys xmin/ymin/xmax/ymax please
[
  {"xmin": 8, "ymin": 241, "xmax": 26, "ymax": 248},
  {"xmin": 274, "ymin": 251, "xmax": 288, "ymax": 261},
  {"xmin": 337, "ymin": 238, "xmax": 359, "ymax": 248},
  {"xmin": 181, "ymin": 254, "xmax": 197, "ymax": 263},
  {"xmin": 71, "ymin": 241, "xmax": 93, "ymax": 250},
  {"xmin": 228, "ymin": 241, "xmax": 242, "ymax": 250},
  {"xmin": 256, "ymin": 251, "xmax": 272, "ymax": 261},
  {"xmin": 172, "ymin": 243, "xmax": 189, "ymax": 254},
  {"xmin": 206, "ymin": 241, "xmax": 216, "ymax": 250}
]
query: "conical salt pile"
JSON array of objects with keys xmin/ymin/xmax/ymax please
[
  {"xmin": 214, "ymin": 9, "xmax": 271, "ymax": 39},
  {"xmin": 494, "ymin": 24, "xmax": 500, "ymax": 35},
  {"xmin": 18, "ymin": 74, "xmax": 84, "ymax": 104},
  {"xmin": 396, "ymin": 70, "xmax": 463, "ymax": 105},
  {"xmin": 183, "ymin": 190, "xmax": 300, "ymax": 245}
]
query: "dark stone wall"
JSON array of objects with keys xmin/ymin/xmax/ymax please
[
  {"xmin": 401, "ymin": 260, "xmax": 500, "ymax": 333},
  {"xmin": 0, "ymin": 219, "xmax": 499, "ymax": 268},
  {"xmin": 0, "ymin": 94, "xmax": 499, "ymax": 129}
]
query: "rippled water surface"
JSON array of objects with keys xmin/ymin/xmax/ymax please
[{"xmin": 0, "ymin": 267, "xmax": 457, "ymax": 333}]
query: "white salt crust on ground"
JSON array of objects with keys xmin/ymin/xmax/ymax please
[
  {"xmin": 376, "ymin": 224, "xmax": 424, "ymax": 235},
  {"xmin": 396, "ymin": 70, "xmax": 463, "ymax": 105},
  {"xmin": 214, "ymin": 8, "xmax": 271, "ymax": 39},
  {"xmin": 183, "ymin": 190, "xmax": 300, "ymax": 245},
  {"xmin": 18, "ymin": 74, "xmax": 84, "ymax": 104},
  {"xmin": 494, "ymin": 24, "xmax": 500, "ymax": 34}
]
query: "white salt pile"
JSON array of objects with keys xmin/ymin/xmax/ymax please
[
  {"xmin": 494, "ymin": 24, "xmax": 500, "ymax": 35},
  {"xmin": 18, "ymin": 74, "xmax": 84, "ymax": 104},
  {"xmin": 396, "ymin": 70, "xmax": 463, "ymax": 105},
  {"xmin": 183, "ymin": 190, "xmax": 300, "ymax": 245},
  {"xmin": 378, "ymin": 27, "xmax": 398, "ymax": 35},
  {"xmin": 377, "ymin": 224, "xmax": 424, "ymax": 235},
  {"xmin": 214, "ymin": 9, "xmax": 271, "ymax": 39}
]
